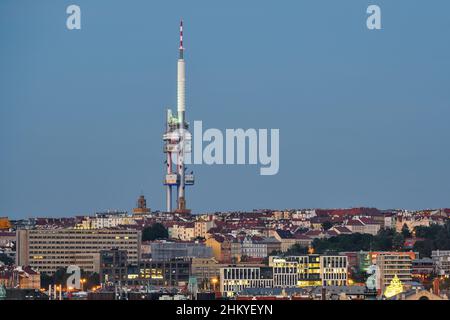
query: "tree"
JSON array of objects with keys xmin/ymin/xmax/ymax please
[
  {"xmin": 0, "ymin": 253, "xmax": 13, "ymax": 266},
  {"xmin": 285, "ymin": 244, "xmax": 309, "ymax": 255},
  {"xmin": 401, "ymin": 224, "xmax": 411, "ymax": 238},
  {"xmin": 415, "ymin": 224, "xmax": 443, "ymax": 239},
  {"xmin": 83, "ymin": 271, "xmax": 100, "ymax": 290},
  {"xmin": 412, "ymin": 222, "xmax": 450, "ymax": 257},
  {"xmin": 372, "ymin": 229, "xmax": 395, "ymax": 251},
  {"xmin": 435, "ymin": 230, "xmax": 450, "ymax": 249},
  {"xmin": 350, "ymin": 269, "xmax": 368, "ymax": 283},
  {"xmin": 311, "ymin": 222, "xmax": 450, "ymax": 256},
  {"xmin": 321, "ymin": 221, "xmax": 333, "ymax": 231},
  {"xmin": 413, "ymin": 240, "xmax": 434, "ymax": 258},
  {"xmin": 53, "ymin": 267, "xmax": 69, "ymax": 286},
  {"xmin": 313, "ymin": 233, "xmax": 374, "ymax": 254},
  {"xmin": 40, "ymin": 273, "xmax": 53, "ymax": 289},
  {"xmin": 142, "ymin": 223, "xmax": 169, "ymax": 241},
  {"xmin": 392, "ymin": 233, "xmax": 405, "ymax": 250},
  {"xmin": 439, "ymin": 277, "xmax": 450, "ymax": 290}
]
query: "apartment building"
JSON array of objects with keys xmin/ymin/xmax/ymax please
[
  {"xmin": 16, "ymin": 228, "xmax": 141, "ymax": 274},
  {"xmin": 194, "ymin": 221, "xmax": 215, "ymax": 239},
  {"xmin": 75, "ymin": 211, "xmax": 136, "ymax": 230},
  {"xmin": 241, "ymin": 236, "xmax": 267, "ymax": 259},
  {"xmin": 345, "ymin": 218, "xmax": 381, "ymax": 235},
  {"xmin": 168, "ymin": 223, "xmax": 195, "ymax": 241},
  {"xmin": 273, "ymin": 230, "xmax": 313, "ymax": 252},
  {"xmin": 0, "ymin": 266, "xmax": 41, "ymax": 290},
  {"xmin": 204, "ymin": 235, "xmax": 234, "ymax": 263},
  {"xmin": 190, "ymin": 257, "xmax": 223, "ymax": 290},
  {"xmin": 376, "ymin": 252, "xmax": 413, "ymax": 292},
  {"xmin": 432, "ymin": 250, "xmax": 450, "ymax": 276}
]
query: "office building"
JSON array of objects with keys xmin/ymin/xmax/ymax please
[
  {"xmin": 16, "ymin": 228, "xmax": 141, "ymax": 274},
  {"xmin": 220, "ymin": 266, "xmax": 273, "ymax": 297},
  {"xmin": 127, "ymin": 258, "xmax": 191, "ymax": 287},
  {"xmin": 99, "ymin": 248, "xmax": 128, "ymax": 286},
  {"xmin": 271, "ymin": 255, "xmax": 347, "ymax": 287},
  {"xmin": 320, "ymin": 255, "xmax": 348, "ymax": 286},
  {"xmin": 151, "ymin": 241, "xmax": 212, "ymax": 261}
]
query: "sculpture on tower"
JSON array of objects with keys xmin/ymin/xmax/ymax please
[{"xmin": 163, "ymin": 20, "xmax": 194, "ymax": 214}]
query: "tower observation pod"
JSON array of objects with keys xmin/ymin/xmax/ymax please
[{"xmin": 163, "ymin": 20, "xmax": 194, "ymax": 214}]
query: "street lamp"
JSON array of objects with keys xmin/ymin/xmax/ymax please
[
  {"xmin": 80, "ymin": 278, "xmax": 87, "ymax": 291},
  {"xmin": 211, "ymin": 278, "xmax": 218, "ymax": 292}
]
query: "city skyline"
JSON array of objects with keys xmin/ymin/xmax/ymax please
[{"xmin": 2, "ymin": 0, "xmax": 450, "ymax": 219}]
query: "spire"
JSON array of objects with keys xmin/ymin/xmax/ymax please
[{"xmin": 179, "ymin": 19, "xmax": 184, "ymax": 59}]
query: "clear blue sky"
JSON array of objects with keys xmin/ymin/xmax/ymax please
[{"xmin": 1, "ymin": 0, "xmax": 450, "ymax": 218}]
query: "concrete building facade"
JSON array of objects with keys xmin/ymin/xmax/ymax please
[
  {"xmin": 16, "ymin": 228, "xmax": 141, "ymax": 274},
  {"xmin": 376, "ymin": 252, "xmax": 413, "ymax": 293},
  {"xmin": 220, "ymin": 266, "xmax": 273, "ymax": 297},
  {"xmin": 150, "ymin": 241, "xmax": 212, "ymax": 261}
]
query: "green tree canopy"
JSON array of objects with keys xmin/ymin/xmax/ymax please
[
  {"xmin": 308, "ymin": 221, "xmax": 450, "ymax": 258},
  {"xmin": 312, "ymin": 233, "xmax": 374, "ymax": 254},
  {"xmin": 413, "ymin": 239, "xmax": 434, "ymax": 258},
  {"xmin": 285, "ymin": 244, "xmax": 309, "ymax": 255},
  {"xmin": 392, "ymin": 233, "xmax": 405, "ymax": 250},
  {"xmin": 142, "ymin": 223, "xmax": 169, "ymax": 241},
  {"xmin": 321, "ymin": 221, "xmax": 333, "ymax": 231},
  {"xmin": 412, "ymin": 220, "xmax": 450, "ymax": 257},
  {"xmin": 401, "ymin": 223, "xmax": 411, "ymax": 238},
  {"xmin": 0, "ymin": 253, "xmax": 14, "ymax": 266}
]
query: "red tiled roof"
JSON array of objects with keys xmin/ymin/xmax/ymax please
[
  {"xmin": 304, "ymin": 230, "xmax": 322, "ymax": 236},
  {"xmin": 294, "ymin": 233, "xmax": 312, "ymax": 240},
  {"xmin": 315, "ymin": 208, "xmax": 382, "ymax": 217},
  {"xmin": 0, "ymin": 232, "xmax": 15, "ymax": 237}
]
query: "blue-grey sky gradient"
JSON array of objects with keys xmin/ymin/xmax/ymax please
[{"xmin": 1, "ymin": 0, "xmax": 450, "ymax": 218}]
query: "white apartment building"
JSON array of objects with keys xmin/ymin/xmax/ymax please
[
  {"xmin": 241, "ymin": 237, "xmax": 267, "ymax": 259},
  {"xmin": 432, "ymin": 250, "xmax": 450, "ymax": 276},
  {"xmin": 169, "ymin": 224, "xmax": 195, "ymax": 241},
  {"xmin": 293, "ymin": 210, "xmax": 317, "ymax": 220},
  {"xmin": 76, "ymin": 212, "xmax": 136, "ymax": 230},
  {"xmin": 345, "ymin": 218, "xmax": 381, "ymax": 235}
]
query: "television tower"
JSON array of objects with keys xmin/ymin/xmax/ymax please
[{"xmin": 163, "ymin": 20, "xmax": 194, "ymax": 214}]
